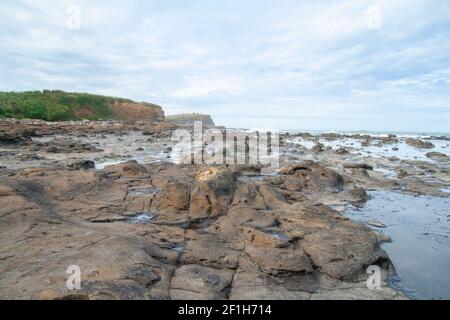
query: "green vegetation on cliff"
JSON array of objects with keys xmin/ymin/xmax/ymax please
[{"xmin": 0, "ymin": 90, "xmax": 135, "ymax": 121}]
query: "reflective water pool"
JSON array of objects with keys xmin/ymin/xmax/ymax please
[{"xmin": 345, "ymin": 191, "xmax": 450, "ymax": 300}]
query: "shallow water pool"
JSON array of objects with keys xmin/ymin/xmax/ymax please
[{"xmin": 345, "ymin": 191, "xmax": 450, "ymax": 299}]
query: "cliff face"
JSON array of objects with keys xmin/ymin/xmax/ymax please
[
  {"xmin": 165, "ymin": 113, "xmax": 215, "ymax": 127},
  {"xmin": 0, "ymin": 90, "xmax": 165, "ymax": 122},
  {"xmin": 110, "ymin": 101, "xmax": 164, "ymax": 122}
]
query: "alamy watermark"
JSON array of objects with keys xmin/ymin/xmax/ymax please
[
  {"xmin": 366, "ymin": 265, "xmax": 381, "ymax": 290},
  {"xmin": 171, "ymin": 121, "xmax": 279, "ymax": 174},
  {"xmin": 66, "ymin": 265, "xmax": 81, "ymax": 290},
  {"xmin": 66, "ymin": 5, "xmax": 81, "ymax": 30},
  {"xmin": 365, "ymin": 4, "xmax": 382, "ymax": 30}
]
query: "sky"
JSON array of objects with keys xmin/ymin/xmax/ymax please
[{"xmin": 1, "ymin": 0, "xmax": 450, "ymax": 132}]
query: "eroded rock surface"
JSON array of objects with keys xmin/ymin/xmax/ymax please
[
  {"xmin": 0, "ymin": 159, "xmax": 402, "ymax": 300},
  {"xmin": 4, "ymin": 121, "xmax": 448, "ymax": 300}
]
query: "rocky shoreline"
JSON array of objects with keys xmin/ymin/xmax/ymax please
[{"xmin": 1, "ymin": 119, "xmax": 449, "ymax": 299}]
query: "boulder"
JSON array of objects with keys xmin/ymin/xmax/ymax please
[
  {"xmin": 189, "ymin": 167, "xmax": 236, "ymax": 221},
  {"xmin": 405, "ymin": 138, "xmax": 434, "ymax": 149},
  {"xmin": 278, "ymin": 161, "xmax": 344, "ymax": 193}
]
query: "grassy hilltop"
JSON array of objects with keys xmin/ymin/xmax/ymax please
[{"xmin": 0, "ymin": 90, "xmax": 164, "ymax": 122}]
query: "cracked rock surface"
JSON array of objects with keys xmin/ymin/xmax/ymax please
[{"xmin": 0, "ymin": 159, "xmax": 405, "ymax": 300}]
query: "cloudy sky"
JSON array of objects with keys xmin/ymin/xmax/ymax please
[{"xmin": 1, "ymin": 0, "xmax": 449, "ymax": 131}]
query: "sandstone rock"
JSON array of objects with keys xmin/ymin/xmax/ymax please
[
  {"xmin": 120, "ymin": 161, "xmax": 148, "ymax": 176},
  {"xmin": 229, "ymin": 271, "xmax": 312, "ymax": 300},
  {"xmin": 301, "ymin": 223, "xmax": 389, "ymax": 280},
  {"xmin": 244, "ymin": 245, "xmax": 313, "ymax": 275},
  {"xmin": 278, "ymin": 161, "xmax": 344, "ymax": 193},
  {"xmin": 170, "ymin": 264, "xmax": 233, "ymax": 300},
  {"xmin": 0, "ymin": 139, "xmax": 403, "ymax": 300},
  {"xmin": 189, "ymin": 167, "xmax": 236, "ymax": 221},
  {"xmin": 311, "ymin": 286, "xmax": 405, "ymax": 300},
  {"xmin": 180, "ymin": 230, "xmax": 243, "ymax": 269},
  {"xmin": 153, "ymin": 180, "xmax": 191, "ymax": 213},
  {"xmin": 110, "ymin": 101, "xmax": 164, "ymax": 122},
  {"xmin": 142, "ymin": 122, "xmax": 176, "ymax": 136}
]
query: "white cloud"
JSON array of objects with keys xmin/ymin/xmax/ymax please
[
  {"xmin": 0, "ymin": 0, "xmax": 449, "ymax": 131},
  {"xmin": 170, "ymin": 76, "xmax": 246, "ymax": 98}
]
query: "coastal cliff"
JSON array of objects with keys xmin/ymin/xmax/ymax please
[{"xmin": 0, "ymin": 90, "xmax": 164, "ymax": 122}]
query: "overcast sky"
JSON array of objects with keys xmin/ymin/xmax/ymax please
[{"xmin": 1, "ymin": 0, "xmax": 449, "ymax": 132}]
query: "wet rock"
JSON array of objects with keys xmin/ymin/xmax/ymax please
[
  {"xmin": 361, "ymin": 140, "xmax": 370, "ymax": 147},
  {"xmin": 373, "ymin": 231, "xmax": 391, "ymax": 243},
  {"xmin": 0, "ymin": 131, "xmax": 31, "ymax": 145},
  {"xmin": 343, "ymin": 163, "xmax": 373, "ymax": 170},
  {"xmin": 367, "ymin": 220, "xmax": 387, "ymax": 228},
  {"xmin": 344, "ymin": 188, "xmax": 368, "ymax": 203},
  {"xmin": 396, "ymin": 169, "xmax": 408, "ymax": 179},
  {"xmin": 321, "ymin": 133, "xmax": 342, "ymax": 141},
  {"xmin": 67, "ymin": 160, "xmax": 95, "ymax": 170},
  {"xmin": 381, "ymin": 135, "xmax": 398, "ymax": 144},
  {"xmin": 405, "ymin": 138, "xmax": 434, "ymax": 149},
  {"xmin": 311, "ymin": 143, "xmax": 325, "ymax": 153},
  {"xmin": 426, "ymin": 152, "xmax": 450, "ymax": 162}
]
